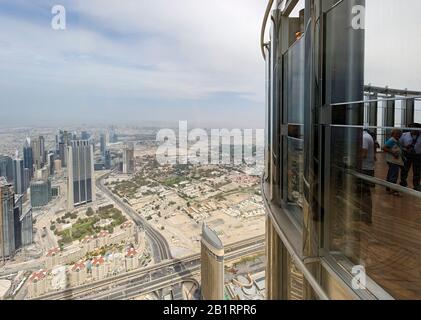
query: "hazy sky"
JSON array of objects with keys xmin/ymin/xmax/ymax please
[
  {"xmin": 0, "ymin": 1, "xmax": 420, "ymax": 128},
  {"xmin": 0, "ymin": 0, "xmax": 267, "ymax": 128}
]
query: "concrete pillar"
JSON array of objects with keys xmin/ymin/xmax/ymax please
[{"xmin": 401, "ymin": 98, "xmax": 415, "ymax": 127}]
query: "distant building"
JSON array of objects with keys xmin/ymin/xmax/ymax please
[
  {"xmin": 27, "ymin": 270, "xmax": 48, "ymax": 298},
  {"xmin": 104, "ymin": 150, "xmax": 111, "ymax": 170},
  {"xmin": 54, "ymin": 159, "xmax": 62, "ymax": 173},
  {"xmin": 201, "ymin": 223, "xmax": 224, "ymax": 300},
  {"xmin": 30, "ymin": 179, "xmax": 52, "ymax": 208},
  {"xmin": 0, "ymin": 155, "xmax": 13, "ymax": 182},
  {"xmin": 100, "ymin": 133, "xmax": 106, "ymax": 157},
  {"xmin": 30, "ymin": 137, "xmax": 41, "ymax": 170},
  {"xmin": 91, "ymin": 256, "xmax": 107, "ymax": 281},
  {"xmin": 81, "ymin": 131, "xmax": 90, "ymax": 140},
  {"xmin": 0, "ymin": 179, "xmax": 16, "ymax": 260},
  {"xmin": 51, "ymin": 186, "xmax": 60, "ymax": 198},
  {"xmin": 13, "ymin": 195, "xmax": 23, "ymax": 250},
  {"xmin": 70, "ymin": 261, "xmax": 87, "ymax": 287},
  {"xmin": 36, "ymin": 167, "xmax": 49, "ymax": 181},
  {"xmin": 12, "ymin": 159, "xmax": 25, "ymax": 195},
  {"xmin": 94, "ymin": 163, "xmax": 105, "ymax": 171},
  {"xmin": 123, "ymin": 143, "xmax": 135, "ymax": 174},
  {"xmin": 23, "ymin": 168, "xmax": 31, "ymax": 193},
  {"xmin": 20, "ymin": 207, "xmax": 33, "ymax": 247},
  {"xmin": 67, "ymin": 140, "xmax": 95, "ymax": 210},
  {"xmin": 57, "ymin": 130, "xmax": 71, "ymax": 168},
  {"xmin": 58, "ymin": 142, "xmax": 67, "ymax": 167},
  {"xmin": 39, "ymin": 136, "xmax": 46, "ymax": 166},
  {"xmin": 47, "ymin": 153, "xmax": 55, "ymax": 176},
  {"xmin": 125, "ymin": 247, "xmax": 139, "ymax": 271},
  {"xmin": 23, "ymin": 138, "xmax": 34, "ymax": 179}
]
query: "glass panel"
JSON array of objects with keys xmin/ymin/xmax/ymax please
[
  {"xmin": 284, "ymin": 35, "xmax": 305, "ymax": 212},
  {"xmin": 327, "ymin": 124, "xmax": 421, "ymax": 300},
  {"xmin": 325, "ymin": 0, "xmax": 365, "ymax": 107},
  {"xmin": 287, "ymin": 136, "xmax": 304, "ymax": 208},
  {"xmin": 286, "ymin": 37, "xmax": 305, "ymax": 125}
]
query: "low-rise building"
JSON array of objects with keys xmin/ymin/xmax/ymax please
[
  {"xmin": 125, "ymin": 247, "xmax": 139, "ymax": 271},
  {"xmin": 69, "ymin": 261, "xmax": 87, "ymax": 287},
  {"xmin": 91, "ymin": 256, "xmax": 107, "ymax": 281},
  {"xmin": 45, "ymin": 247, "xmax": 61, "ymax": 269},
  {"xmin": 27, "ymin": 269, "xmax": 48, "ymax": 299}
]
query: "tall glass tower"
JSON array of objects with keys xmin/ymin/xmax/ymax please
[{"xmin": 67, "ymin": 140, "xmax": 95, "ymax": 210}]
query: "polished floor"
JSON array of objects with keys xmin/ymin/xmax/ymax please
[{"xmin": 331, "ymin": 153, "xmax": 421, "ymax": 300}]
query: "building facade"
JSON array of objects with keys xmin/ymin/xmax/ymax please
[
  {"xmin": 100, "ymin": 133, "xmax": 106, "ymax": 157},
  {"xmin": 123, "ymin": 143, "xmax": 135, "ymax": 174},
  {"xmin": 30, "ymin": 179, "xmax": 52, "ymax": 208},
  {"xmin": 262, "ymin": 0, "xmax": 421, "ymax": 300},
  {"xmin": 0, "ymin": 179, "xmax": 15, "ymax": 260},
  {"xmin": 0, "ymin": 156, "xmax": 13, "ymax": 184},
  {"xmin": 23, "ymin": 138, "xmax": 34, "ymax": 179},
  {"xmin": 30, "ymin": 138, "xmax": 41, "ymax": 171},
  {"xmin": 67, "ymin": 140, "xmax": 95, "ymax": 210},
  {"xmin": 200, "ymin": 223, "xmax": 224, "ymax": 300},
  {"xmin": 12, "ymin": 159, "xmax": 25, "ymax": 195}
]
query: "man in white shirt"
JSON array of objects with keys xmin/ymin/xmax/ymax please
[
  {"xmin": 362, "ymin": 130, "xmax": 376, "ymax": 174},
  {"xmin": 360, "ymin": 129, "xmax": 376, "ymax": 224},
  {"xmin": 399, "ymin": 123, "xmax": 421, "ymax": 191}
]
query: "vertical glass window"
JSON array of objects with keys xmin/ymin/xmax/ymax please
[{"xmin": 284, "ymin": 36, "xmax": 305, "ymax": 209}]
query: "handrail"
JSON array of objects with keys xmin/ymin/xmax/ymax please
[
  {"xmin": 260, "ymin": 0, "xmax": 274, "ymax": 60},
  {"xmin": 330, "ymin": 95, "xmax": 421, "ymax": 107}
]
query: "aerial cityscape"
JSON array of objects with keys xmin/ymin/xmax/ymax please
[
  {"xmin": 0, "ymin": 126, "xmax": 266, "ymax": 300},
  {"xmin": 1, "ymin": 0, "xmax": 421, "ymax": 305}
]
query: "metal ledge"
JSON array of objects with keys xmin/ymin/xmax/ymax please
[{"xmin": 261, "ymin": 178, "xmax": 330, "ymax": 300}]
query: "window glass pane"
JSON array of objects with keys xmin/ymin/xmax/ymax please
[
  {"xmin": 285, "ymin": 36, "xmax": 305, "ymax": 210},
  {"xmin": 327, "ymin": 124, "xmax": 421, "ymax": 300}
]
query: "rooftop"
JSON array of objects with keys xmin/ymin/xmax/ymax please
[{"xmin": 202, "ymin": 223, "xmax": 223, "ymax": 251}]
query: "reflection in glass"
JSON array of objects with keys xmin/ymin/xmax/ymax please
[{"xmin": 328, "ymin": 125, "xmax": 421, "ymax": 300}]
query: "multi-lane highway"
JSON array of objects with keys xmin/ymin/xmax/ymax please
[
  {"xmin": 36, "ymin": 235, "xmax": 264, "ymax": 300},
  {"xmin": 96, "ymin": 172, "xmax": 172, "ymax": 263}
]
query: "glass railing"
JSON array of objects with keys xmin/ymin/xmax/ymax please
[{"xmin": 323, "ymin": 118, "xmax": 421, "ymax": 299}]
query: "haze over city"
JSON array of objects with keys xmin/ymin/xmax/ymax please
[{"xmin": 1, "ymin": 0, "xmax": 421, "ymax": 307}]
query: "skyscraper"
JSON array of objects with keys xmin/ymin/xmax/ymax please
[
  {"xmin": 123, "ymin": 143, "xmax": 135, "ymax": 174},
  {"xmin": 0, "ymin": 155, "xmax": 13, "ymax": 182},
  {"xmin": 39, "ymin": 136, "xmax": 46, "ymax": 166},
  {"xmin": 30, "ymin": 179, "xmax": 52, "ymax": 208},
  {"xmin": 23, "ymin": 138, "xmax": 34, "ymax": 178},
  {"xmin": 67, "ymin": 140, "xmax": 95, "ymax": 210},
  {"xmin": 200, "ymin": 223, "xmax": 224, "ymax": 300},
  {"xmin": 100, "ymin": 133, "xmax": 106, "ymax": 157},
  {"xmin": 30, "ymin": 138, "xmax": 41, "ymax": 170},
  {"xmin": 13, "ymin": 159, "xmax": 25, "ymax": 195},
  {"xmin": 57, "ymin": 130, "xmax": 71, "ymax": 168},
  {"xmin": 104, "ymin": 150, "xmax": 112, "ymax": 170},
  {"xmin": 0, "ymin": 178, "xmax": 16, "ymax": 261},
  {"xmin": 48, "ymin": 152, "xmax": 55, "ymax": 176}
]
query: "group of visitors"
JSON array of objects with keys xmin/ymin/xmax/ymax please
[
  {"xmin": 382, "ymin": 123, "xmax": 421, "ymax": 194},
  {"xmin": 360, "ymin": 124, "xmax": 421, "ymax": 224}
]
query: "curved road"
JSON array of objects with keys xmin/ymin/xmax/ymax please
[{"xmin": 96, "ymin": 172, "xmax": 172, "ymax": 263}]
